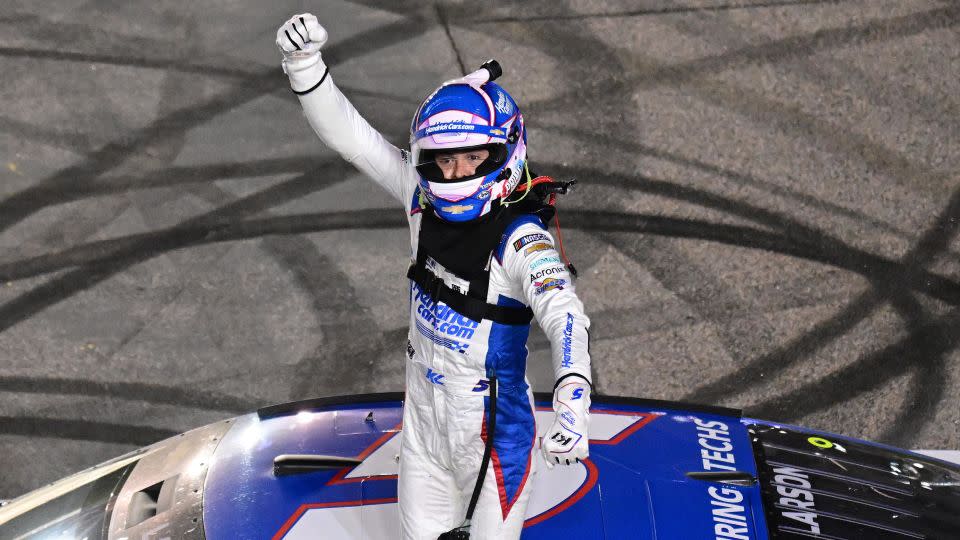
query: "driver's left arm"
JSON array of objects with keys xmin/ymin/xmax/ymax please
[{"xmin": 501, "ymin": 221, "xmax": 593, "ymax": 466}]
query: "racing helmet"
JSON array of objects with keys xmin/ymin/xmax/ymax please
[{"xmin": 410, "ymin": 61, "xmax": 527, "ymax": 222}]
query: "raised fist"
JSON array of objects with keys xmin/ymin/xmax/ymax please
[
  {"xmin": 277, "ymin": 14, "xmax": 329, "ymax": 93},
  {"xmin": 276, "ymin": 13, "xmax": 328, "ymax": 59}
]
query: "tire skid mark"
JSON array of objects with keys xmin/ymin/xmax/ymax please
[
  {"xmin": 510, "ymin": 7, "xmax": 832, "ymax": 392},
  {"xmin": 0, "ymin": 69, "xmax": 280, "ymax": 234},
  {"xmin": 0, "ymin": 376, "xmax": 249, "ymax": 413},
  {"xmin": 522, "ymin": 1, "xmax": 960, "ymax": 443},
  {"xmin": 0, "ymin": 416, "xmax": 178, "ymax": 446},
  {"xmin": 655, "ymin": 0, "xmax": 960, "ymax": 142},
  {"xmin": 878, "ymin": 290, "xmax": 937, "ymax": 446},
  {"xmin": 686, "ymin": 293, "xmax": 882, "ymax": 404},
  {"xmin": 1, "ymin": 1, "xmax": 956, "ymax": 466},
  {"xmin": 181, "ymin": 176, "xmax": 386, "ymax": 400},
  {"xmin": 0, "ymin": 164, "xmax": 351, "ymax": 333},
  {"xmin": 589, "ymin": 230, "xmax": 751, "ymax": 360},
  {"xmin": 0, "ymin": 15, "xmax": 430, "ymax": 234},
  {"xmin": 451, "ymin": 0, "xmax": 958, "ymax": 446},
  {"xmin": 265, "ymin": 239, "xmax": 390, "ymax": 399},
  {"xmin": 0, "ymin": 15, "xmax": 433, "ymax": 399},
  {"xmin": 747, "ymin": 306, "xmax": 960, "ymax": 423},
  {"xmin": 572, "ymin": 174, "xmax": 960, "ymax": 411},
  {"xmin": 0, "ymin": 155, "xmax": 340, "ymax": 219},
  {"xmin": 523, "ymin": 5, "xmax": 959, "ymax": 195},
  {"xmin": 527, "ymin": 4, "xmax": 960, "ymax": 109},
  {"xmin": 471, "ymin": 0, "xmax": 849, "ymax": 23},
  {"xmin": 0, "ymin": 46, "xmax": 263, "ymax": 79},
  {"xmin": 560, "ymin": 171, "xmax": 960, "ymax": 305},
  {"xmin": 6, "ymin": 206, "xmax": 959, "ymax": 302},
  {"xmin": 451, "ymin": 0, "xmax": 960, "ymax": 442},
  {"xmin": 746, "ymin": 187, "xmax": 960, "ymax": 431},
  {"xmin": 553, "ymin": 125, "xmax": 925, "ymax": 242},
  {"xmin": 4, "ymin": 197, "xmax": 960, "ymax": 318},
  {"xmin": 0, "ymin": 114, "xmax": 98, "ymax": 153},
  {"xmin": 689, "ymin": 187, "xmax": 960, "ymax": 413},
  {"xmin": 0, "ymin": 5, "xmax": 425, "ymax": 442}
]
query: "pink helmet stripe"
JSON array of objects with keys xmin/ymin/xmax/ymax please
[{"xmin": 474, "ymin": 85, "xmax": 496, "ymax": 126}]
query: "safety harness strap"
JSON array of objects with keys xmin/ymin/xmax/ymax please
[{"xmin": 406, "ymin": 263, "xmax": 533, "ymax": 326}]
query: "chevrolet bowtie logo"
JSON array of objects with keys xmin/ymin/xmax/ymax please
[{"xmin": 445, "ymin": 204, "xmax": 474, "ymax": 215}]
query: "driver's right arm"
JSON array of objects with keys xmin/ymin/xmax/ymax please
[{"xmin": 277, "ymin": 14, "xmax": 412, "ymax": 206}]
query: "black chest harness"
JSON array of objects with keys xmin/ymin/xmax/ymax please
[{"xmin": 406, "ymin": 191, "xmax": 558, "ymax": 327}]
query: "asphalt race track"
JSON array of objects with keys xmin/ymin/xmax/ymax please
[{"xmin": 1, "ymin": 0, "xmax": 958, "ymax": 498}]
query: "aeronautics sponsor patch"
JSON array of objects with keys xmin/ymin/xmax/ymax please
[
  {"xmin": 513, "ymin": 233, "xmax": 550, "ymax": 252},
  {"xmin": 524, "ymin": 242, "xmax": 552, "ymax": 255},
  {"xmin": 530, "ymin": 255, "xmax": 562, "ymax": 270},
  {"xmin": 534, "ymin": 278, "xmax": 566, "ymax": 295}
]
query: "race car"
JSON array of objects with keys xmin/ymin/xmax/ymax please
[{"xmin": 1, "ymin": 393, "xmax": 958, "ymax": 539}]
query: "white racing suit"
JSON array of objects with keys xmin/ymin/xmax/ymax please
[{"xmin": 290, "ymin": 68, "xmax": 592, "ymax": 539}]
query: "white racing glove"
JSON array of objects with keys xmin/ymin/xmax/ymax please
[
  {"xmin": 276, "ymin": 13, "xmax": 329, "ymax": 93},
  {"xmin": 541, "ymin": 376, "xmax": 591, "ymax": 468}
]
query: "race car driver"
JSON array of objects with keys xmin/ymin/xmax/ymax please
[{"xmin": 276, "ymin": 14, "xmax": 593, "ymax": 539}]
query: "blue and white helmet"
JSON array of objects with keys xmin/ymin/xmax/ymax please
[{"xmin": 410, "ymin": 66, "xmax": 527, "ymax": 222}]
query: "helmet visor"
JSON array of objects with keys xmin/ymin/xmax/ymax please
[{"xmin": 416, "ymin": 144, "xmax": 507, "ymax": 183}]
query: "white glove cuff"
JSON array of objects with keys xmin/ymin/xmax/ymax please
[
  {"xmin": 553, "ymin": 372, "xmax": 592, "ymax": 391},
  {"xmin": 282, "ymin": 53, "xmax": 329, "ymax": 94},
  {"xmin": 554, "ymin": 379, "xmax": 591, "ymax": 415}
]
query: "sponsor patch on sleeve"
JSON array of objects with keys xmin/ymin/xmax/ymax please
[
  {"xmin": 530, "ymin": 255, "xmax": 563, "ymax": 270},
  {"xmin": 529, "ymin": 265, "xmax": 566, "ymax": 281},
  {"xmin": 524, "ymin": 242, "xmax": 553, "ymax": 255},
  {"xmin": 533, "ymin": 278, "xmax": 567, "ymax": 295},
  {"xmin": 513, "ymin": 233, "xmax": 550, "ymax": 252}
]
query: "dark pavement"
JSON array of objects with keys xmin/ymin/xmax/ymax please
[{"xmin": 1, "ymin": 0, "xmax": 958, "ymax": 497}]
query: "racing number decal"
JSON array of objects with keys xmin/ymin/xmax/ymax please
[
  {"xmin": 807, "ymin": 436, "xmax": 847, "ymax": 453},
  {"xmin": 275, "ymin": 411, "xmax": 660, "ymax": 539}
]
